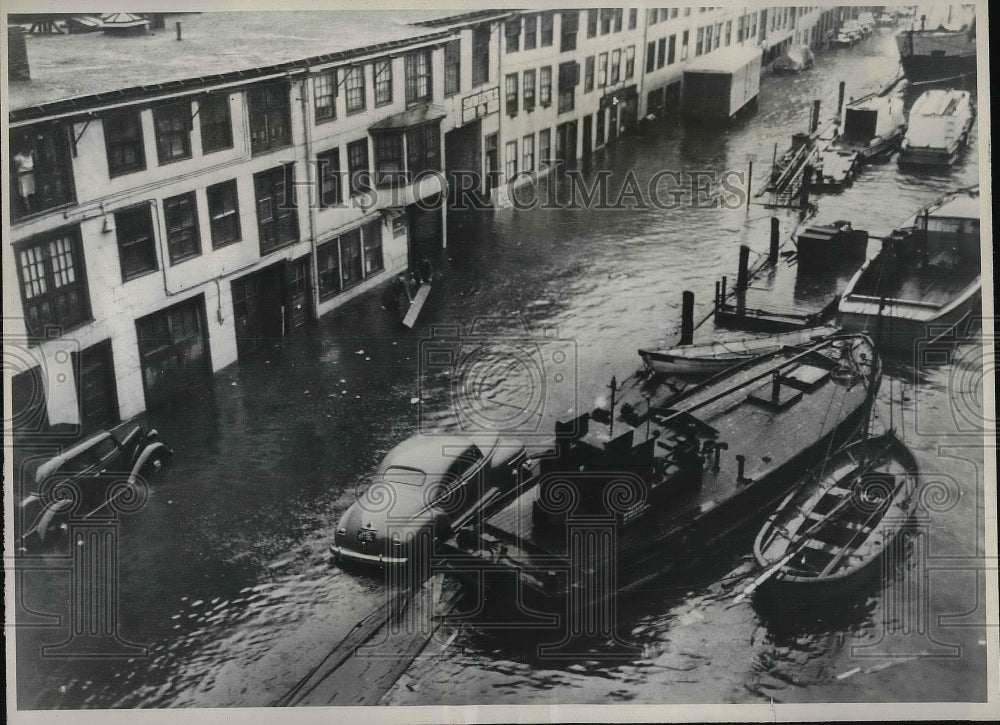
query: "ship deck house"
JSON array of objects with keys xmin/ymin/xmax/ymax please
[{"xmin": 7, "ymin": 7, "xmax": 838, "ymax": 436}]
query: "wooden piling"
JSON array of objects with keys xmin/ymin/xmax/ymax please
[
  {"xmin": 746, "ymin": 161, "xmax": 753, "ymax": 209},
  {"xmin": 769, "ymin": 217, "xmax": 780, "ymax": 265},
  {"xmin": 680, "ymin": 291, "xmax": 695, "ymax": 346},
  {"xmin": 737, "ymin": 245, "xmax": 751, "ymax": 291},
  {"xmin": 176, "ymin": 21, "xmax": 182, "ymax": 40},
  {"xmin": 837, "ymin": 81, "xmax": 846, "ymax": 117},
  {"xmin": 800, "ymin": 165, "xmax": 813, "ymax": 208},
  {"xmin": 811, "ymin": 100, "xmax": 821, "ymax": 133}
]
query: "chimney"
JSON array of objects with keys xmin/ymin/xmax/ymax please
[{"xmin": 8, "ymin": 26, "xmax": 30, "ymax": 81}]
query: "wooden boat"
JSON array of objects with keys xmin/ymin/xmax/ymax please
[
  {"xmin": 638, "ymin": 325, "xmax": 839, "ymax": 376},
  {"xmin": 830, "ymin": 85, "xmax": 907, "ymax": 160},
  {"xmin": 714, "ymin": 297, "xmax": 838, "ymax": 333},
  {"xmin": 443, "ymin": 335, "xmax": 882, "ymax": 613},
  {"xmin": 895, "ymin": 13, "xmax": 976, "ymax": 84},
  {"xmin": 899, "ymin": 89, "xmax": 974, "ymax": 166},
  {"xmin": 100, "ymin": 13, "xmax": 150, "ymax": 36},
  {"xmin": 794, "ymin": 221, "xmax": 868, "ymax": 270},
  {"xmin": 838, "ymin": 186, "xmax": 981, "ymax": 352},
  {"xmin": 746, "ymin": 432, "xmax": 919, "ymax": 601},
  {"xmin": 66, "ymin": 16, "xmax": 104, "ymax": 33}
]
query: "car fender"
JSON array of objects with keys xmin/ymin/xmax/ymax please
[
  {"xmin": 129, "ymin": 442, "xmax": 173, "ymax": 482},
  {"xmin": 36, "ymin": 499, "xmax": 74, "ymax": 543}
]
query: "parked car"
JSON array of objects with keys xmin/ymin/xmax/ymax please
[
  {"xmin": 773, "ymin": 44, "xmax": 815, "ymax": 73},
  {"xmin": 17, "ymin": 424, "xmax": 172, "ymax": 550},
  {"xmin": 331, "ymin": 433, "xmax": 528, "ymax": 566}
]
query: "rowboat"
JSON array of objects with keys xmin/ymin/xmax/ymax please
[
  {"xmin": 745, "ymin": 432, "xmax": 919, "ymax": 602},
  {"xmin": 638, "ymin": 325, "xmax": 840, "ymax": 376}
]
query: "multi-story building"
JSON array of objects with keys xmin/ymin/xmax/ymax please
[
  {"xmin": 5, "ymin": 6, "xmax": 853, "ymax": 436},
  {"xmin": 6, "ymin": 10, "xmax": 507, "ymax": 434}
]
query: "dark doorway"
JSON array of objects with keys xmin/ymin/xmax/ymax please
[
  {"xmin": 445, "ymin": 120, "xmax": 483, "ymax": 204},
  {"xmin": 407, "ymin": 201, "xmax": 443, "ymax": 268},
  {"xmin": 136, "ymin": 296, "xmax": 211, "ymax": 409},
  {"xmin": 484, "ymin": 133, "xmax": 499, "ymax": 197},
  {"xmin": 231, "ymin": 264, "xmax": 285, "ymax": 359},
  {"xmin": 582, "ymin": 114, "xmax": 593, "ymax": 160},
  {"xmin": 286, "ymin": 256, "xmax": 311, "ymax": 331},
  {"xmin": 556, "ymin": 120, "xmax": 578, "ymax": 162},
  {"xmin": 74, "ymin": 340, "xmax": 119, "ymax": 433},
  {"xmin": 608, "ymin": 105, "xmax": 619, "ymax": 143},
  {"xmin": 11, "ymin": 365, "xmax": 48, "ymax": 437}
]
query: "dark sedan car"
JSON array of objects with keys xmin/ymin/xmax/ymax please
[
  {"xmin": 17, "ymin": 423, "xmax": 172, "ymax": 550},
  {"xmin": 331, "ymin": 433, "xmax": 528, "ymax": 566}
]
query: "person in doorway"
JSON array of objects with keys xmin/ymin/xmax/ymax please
[{"xmin": 14, "ymin": 138, "xmax": 36, "ymax": 213}]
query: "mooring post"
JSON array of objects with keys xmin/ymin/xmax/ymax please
[
  {"xmin": 771, "ymin": 370, "xmax": 781, "ymax": 401},
  {"xmin": 737, "ymin": 245, "xmax": 751, "ymax": 291},
  {"xmin": 720, "ymin": 275, "xmax": 727, "ymax": 307},
  {"xmin": 176, "ymin": 21, "xmax": 182, "ymax": 41},
  {"xmin": 769, "ymin": 217, "xmax": 780, "ymax": 265},
  {"xmin": 837, "ymin": 81, "xmax": 846, "ymax": 117},
  {"xmin": 746, "ymin": 160, "xmax": 753, "ymax": 209},
  {"xmin": 714, "ymin": 280, "xmax": 721, "ymax": 309},
  {"xmin": 800, "ymin": 165, "xmax": 813, "ymax": 208},
  {"xmin": 680, "ymin": 291, "xmax": 695, "ymax": 346},
  {"xmin": 811, "ymin": 100, "xmax": 821, "ymax": 133}
]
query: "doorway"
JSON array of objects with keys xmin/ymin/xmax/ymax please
[
  {"xmin": 74, "ymin": 340, "xmax": 119, "ymax": 433},
  {"xmin": 231, "ymin": 264, "xmax": 285, "ymax": 360}
]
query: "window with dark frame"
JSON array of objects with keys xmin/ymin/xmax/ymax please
[
  {"xmin": 522, "ymin": 134, "xmax": 535, "ymax": 173},
  {"xmin": 614, "ymin": 8, "xmax": 623, "ymax": 32},
  {"xmin": 560, "ymin": 11, "xmax": 578, "ymax": 52},
  {"xmin": 404, "ymin": 49, "xmax": 432, "ymax": 105},
  {"xmin": 539, "ymin": 66, "xmax": 552, "ymax": 106},
  {"xmin": 104, "ymin": 111, "xmax": 145, "ymax": 177},
  {"xmin": 523, "ymin": 14, "xmax": 537, "ymax": 49},
  {"xmin": 11, "ymin": 123, "xmax": 75, "ymax": 219},
  {"xmin": 363, "ymin": 220, "xmax": 384, "ymax": 276},
  {"xmin": 318, "ymin": 148, "xmax": 342, "ymax": 207},
  {"xmin": 523, "ymin": 69, "xmax": 536, "ymax": 111},
  {"xmin": 375, "ymin": 59, "xmax": 393, "ymax": 106},
  {"xmin": 696, "ymin": 27, "xmax": 704, "ymax": 56},
  {"xmin": 444, "ymin": 39, "xmax": 461, "ymax": 96},
  {"xmin": 207, "ymin": 179, "xmax": 241, "ymax": 248},
  {"xmin": 540, "ymin": 12, "xmax": 553, "ymax": 46},
  {"xmin": 538, "ymin": 127, "xmax": 551, "ymax": 167},
  {"xmin": 200, "ymin": 94, "xmax": 233, "ymax": 153},
  {"xmin": 16, "ymin": 225, "xmax": 91, "ymax": 336},
  {"xmin": 505, "ymin": 140, "xmax": 517, "ymax": 180},
  {"xmin": 610, "ymin": 49, "xmax": 621, "ymax": 84},
  {"xmin": 313, "ymin": 71, "xmax": 337, "ymax": 122},
  {"xmin": 163, "ymin": 192, "xmax": 201, "ymax": 265},
  {"xmin": 587, "ymin": 9, "xmax": 598, "ymax": 37},
  {"xmin": 658, "ymin": 37, "xmax": 667, "ymax": 68},
  {"xmin": 600, "ymin": 8, "xmax": 612, "ymax": 34},
  {"xmin": 114, "ymin": 205, "xmax": 158, "ymax": 281},
  {"xmin": 405, "ymin": 122, "xmax": 441, "ymax": 178},
  {"xmin": 598, "ymin": 52, "xmax": 608, "ymax": 86},
  {"xmin": 347, "ymin": 139, "xmax": 370, "ymax": 196},
  {"xmin": 254, "ymin": 165, "xmax": 298, "ymax": 254},
  {"xmin": 374, "ymin": 133, "xmax": 405, "ymax": 187},
  {"xmin": 584, "ymin": 56, "xmax": 594, "ymax": 92},
  {"xmin": 646, "ymin": 41, "xmax": 655, "ymax": 73},
  {"xmin": 472, "ymin": 25, "xmax": 490, "ymax": 86},
  {"xmin": 345, "ymin": 66, "xmax": 366, "ymax": 114},
  {"xmin": 154, "ymin": 103, "xmax": 192, "ymax": 164},
  {"xmin": 248, "ymin": 83, "xmax": 292, "ymax": 154},
  {"xmin": 682, "ymin": 30, "xmax": 689, "ymax": 61},
  {"xmin": 340, "ymin": 228, "xmax": 363, "ymax": 289},
  {"xmin": 668, "ymin": 35, "xmax": 676, "ymax": 64},
  {"xmin": 505, "ymin": 73, "xmax": 519, "ymax": 116},
  {"xmin": 557, "ymin": 61, "xmax": 579, "ymax": 114},
  {"xmin": 317, "ymin": 240, "xmax": 341, "ymax": 299},
  {"xmin": 628, "ymin": 8, "xmax": 637, "ymax": 29},
  {"xmin": 596, "ymin": 107, "xmax": 606, "ymax": 145},
  {"xmin": 505, "ymin": 18, "xmax": 520, "ymax": 53},
  {"xmin": 625, "ymin": 45, "xmax": 635, "ymax": 79}
]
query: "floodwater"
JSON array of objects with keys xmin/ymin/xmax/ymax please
[{"xmin": 15, "ymin": 31, "xmax": 988, "ymax": 709}]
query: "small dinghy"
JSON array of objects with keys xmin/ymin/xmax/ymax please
[
  {"xmin": 739, "ymin": 432, "xmax": 919, "ymax": 603},
  {"xmin": 638, "ymin": 325, "xmax": 840, "ymax": 376}
]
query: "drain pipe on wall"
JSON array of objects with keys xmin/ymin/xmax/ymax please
[{"xmin": 297, "ymin": 68, "xmax": 322, "ymax": 321}]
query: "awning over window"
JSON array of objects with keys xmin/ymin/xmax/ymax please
[{"xmin": 368, "ymin": 104, "xmax": 445, "ymax": 133}]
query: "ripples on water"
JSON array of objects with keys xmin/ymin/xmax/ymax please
[{"xmin": 17, "ymin": 31, "xmax": 986, "ymax": 708}]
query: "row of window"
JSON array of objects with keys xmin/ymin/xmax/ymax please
[
  {"xmin": 102, "ymin": 93, "xmax": 234, "ymax": 178},
  {"xmin": 505, "ymin": 9, "xmax": 641, "ymax": 56},
  {"xmin": 316, "ymin": 220, "xmax": 385, "ymax": 300},
  {"xmin": 503, "ymin": 128, "xmax": 551, "ymax": 180},
  {"xmin": 311, "ymin": 46, "xmax": 443, "ymax": 123}
]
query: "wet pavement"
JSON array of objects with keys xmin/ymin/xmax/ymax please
[{"xmin": 14, "ymin": 30, "xmax": 988, "ymax": 708}]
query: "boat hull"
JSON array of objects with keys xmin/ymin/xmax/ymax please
[{"xmin": 899, "ymin": 50, "xmax": 977, "ymax": 84}]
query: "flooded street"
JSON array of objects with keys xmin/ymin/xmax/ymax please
[{"xmin": 15, "ymin": 30, "xmax": 987, "ymax": 708}]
